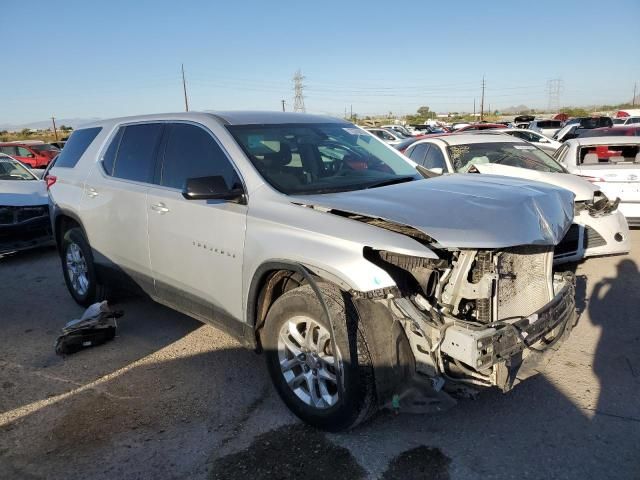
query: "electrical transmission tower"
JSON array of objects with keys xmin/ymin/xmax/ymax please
[
  {"xmin": 293, "ymin": 70, "xmax": 306, "ymax": 113},
  {"xmin": 546, "ymin": 78, "xmax": 563, "ymax": 112}
]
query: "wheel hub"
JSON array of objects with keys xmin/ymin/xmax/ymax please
[
  {"xmin": 65, "ymin": 242, "xmax": 89, "ymax": 296},
  {"xmin": 277, "ymin": 316, "xmax": 341, "ymax": 409}
]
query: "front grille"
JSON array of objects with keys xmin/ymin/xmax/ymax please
[
  {"xmin": 0, "ymin": 205, "xmax": 49, "ymax": 225},
  {"xmin": 583, "ymin": 226, "xmax": 607, "ymax": 249},
  {"xmin": 496, "ymin": 245, "xmax": 553, "ymax": 320},
  {"xmin": 555, "ymin": 224, "xmax": 580, "ymax": 256}
]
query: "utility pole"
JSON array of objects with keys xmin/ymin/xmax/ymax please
[
  {"xmin": 181, "ymin": 63, "xmax": 189, "ymax": 112},
  {"xmin": 292, "ymin": 70, "xmax": 306, "ymax": 113},
  {"xmin": 473, "ymin": 98, "xmax": 476, "ymax": 118},
  {"xmin": 281, "ymin": 99, "xmax": 286, "ymax": 112},
  {"xmin": 51, "ymin": 116, "xmax": 58, "ymax": 141},
  {"xmin": 633, "ymin": 82, "xmax": 637, "ymax": 106},
  {"xmin": 350, "ymin": 104, "xmax": 353, "ymax": 121},
  {"xmin": 480, "ymin": 76, "xmax": 486, "ymax": 121}
]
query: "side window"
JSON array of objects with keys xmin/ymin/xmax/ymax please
[
  {"xmin": 381, "ymin": 131, "xmax": 395, "ymax": 141},
  {"xmin": 55, "ymin": 127, "xmax": 102, "ymax": 168},
  {"xmin": 17, "ymin": 147, "xmax": 35, "ymax": 158},
  {"xmin": 160, "ymin": 123, "xmax": 240, "ymax": 190},
  {"xmin": 423, "ymin": 145, "xmax": 447, "ymax": 170},
  {"xmin": 408, "ymin": 143, "xmax": 429, "ymax": 164},
  {"xmin": 554, "ymin": 144, "xmax": 569, "ymax": 164},
  {"xmin": 101, "ymin": 127, "xmax": 124, "ymax": 175},
  {"xmin": 112, "ymin": 123, "xmax": 163, "ymax": 183},
  {"xmin": 0, "ymin": 146, "xmax": 18, "ymax": 156}
]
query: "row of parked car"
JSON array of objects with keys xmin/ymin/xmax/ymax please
[{"xmin": 0, "ymin": 110, "xmax": 635, "ymax": 431}]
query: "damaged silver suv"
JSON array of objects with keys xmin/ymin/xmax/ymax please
[{"xmin": 48, "ymin": 112, "xmax": 577, "ymax": 431}]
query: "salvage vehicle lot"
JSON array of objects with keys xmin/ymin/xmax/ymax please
[{"xmin": 1, "ymin": 232, "xmax": 639, "ymax": 480}]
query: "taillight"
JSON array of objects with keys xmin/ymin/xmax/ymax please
[
  {"xmin": 580, "ymin": 175, "xmax": 605, "ymax": 183},
  {"xmin": 45, "ymin": 175, "xmax": 57, "ymax": 189}
]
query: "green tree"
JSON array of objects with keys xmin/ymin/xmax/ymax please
[
  {"xmin": 417, "ymin": 106, "xmax": 431, "ymax": 118},
  {"xmin": 20, "ymin": 128, "xmax": 31, "ymax": 137}
]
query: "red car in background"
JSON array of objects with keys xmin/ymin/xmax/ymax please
[
  {"xmin": 578, "ymin": 126, "xmax": 640, "ymax": 138},
  {"xmin": 0, "ymin": 142, "xmax": 59, "ymax": 168}
]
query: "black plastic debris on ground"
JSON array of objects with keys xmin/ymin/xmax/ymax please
[
  {"xmin": 209, "ymin": 424, "xmax": 367, "ymax": 480},
  {"xmin": 381, "ymin": 445, "xmax": 451, "ymax": 480},
  {"xmin": 55, "ymin": 301, "xmax": 122, "ymax": 356}
]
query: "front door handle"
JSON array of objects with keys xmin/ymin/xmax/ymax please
[
  {"xmin": 150, "ymin": 202, "xmax": 169, "ymax": 214},
  {"xmin": 86, "ymin": 187, "xmax": 98, "ymax": 198}
]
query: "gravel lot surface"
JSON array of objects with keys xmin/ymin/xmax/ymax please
[{"xmin": 1, "ymin": 231, "xmax": 639, "ymax": 479}]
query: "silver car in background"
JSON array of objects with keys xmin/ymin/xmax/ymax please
[{"xmin": 47, "ymin": 112, "xmax": 577, "ymax": 431}]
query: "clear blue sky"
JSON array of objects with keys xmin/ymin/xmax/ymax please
[{"xmin": 2, "ymin": 0, "xmax": 639, "ymax": 125}]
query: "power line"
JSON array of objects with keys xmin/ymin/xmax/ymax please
[{"xmin": 293, "ymin": 70, "xmax": 306, "ymax": 113}]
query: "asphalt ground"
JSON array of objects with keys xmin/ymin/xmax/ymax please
[{"xmin": 1, "ymin": 231, "xmax": 639, "ymax": 479}]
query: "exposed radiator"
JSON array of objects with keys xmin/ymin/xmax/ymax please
[{"xmin": 495, "ymin": 245, "xmax": 554, "ymax": 320}]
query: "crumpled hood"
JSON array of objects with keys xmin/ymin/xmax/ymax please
[
  {"xmin": 472, "ymin": 163, "xmax": 596, "ymax": 201},
  {"xmin": 0, "ymin": 180, "xmax": 48, "ymax": 206},
  {"xmin": 291, "ymin": 174, "xmax": 574, "ymax": 249}
]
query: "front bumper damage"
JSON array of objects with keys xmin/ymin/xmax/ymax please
[{"xmin": 353, "ymin": 247, "xmax": 577, "ymax": 414}]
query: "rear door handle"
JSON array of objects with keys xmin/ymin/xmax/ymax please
[
  {"xmin": 150, "ymin": 202, "xmax": 169, "ymax": 214},
  {"xmin": 86, "ymin": 187, "xmax": 98, "ymax": 198}
]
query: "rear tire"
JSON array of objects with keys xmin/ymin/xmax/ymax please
[
  {"xmin": 263, "ymin": 284, "xmax": 377, "ymax": 431},
  {"xmin": 60, "ymin": 227, "xmax": 107, "ymax": 307}
]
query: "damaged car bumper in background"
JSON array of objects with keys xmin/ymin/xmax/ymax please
[
  {"xmin": 0, "ymin": 205, "xmax": 53, "ymax": 254},
  {"xmin": 555, "ymin": 191, "xmax": 629, "ymax": 262}
]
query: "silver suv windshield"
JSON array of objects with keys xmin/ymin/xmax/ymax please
[
  {"xmin": 227, "ymin": 123, "xmax": 420, "ymax": 195},
  {"xmin": 448, "ymin": 142, "xmax": 567, "ymax": 173}
]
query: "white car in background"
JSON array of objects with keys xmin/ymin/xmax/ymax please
[
  {"xmin": 612, "ymin": 116, "xmax": 640, "ymax": 127},
  {"xmin": 404, "ymin": 134, "xmax": 630, "ymax": 262},
  {"xmin": 380, "ymin": 125, "xmax": 415, "ymax": 137},
  {"xmin": 493, "ymin": 128, "xmax": 562, "ymax": 153},
  {"xmin": 365, "ymin": 127, "xmax": 406, "ymax": 145},
  {"xmin": 554, "ymin": 137, "xmax": 640, "ymax": 227},
  {"xmin": 528, "ymin": 119, "xmax": 563, "ymax": 138}
]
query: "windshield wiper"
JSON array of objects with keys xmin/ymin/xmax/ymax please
[{"xmin": 365, "ymin": 175, "xmax": 417, "ymax": 189}]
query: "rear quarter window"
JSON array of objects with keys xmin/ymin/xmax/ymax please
[{"xmin": 54, "ymin": 127, "xmax": 102, "ymax": 168}]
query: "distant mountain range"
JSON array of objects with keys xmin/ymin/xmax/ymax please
[{"xmin": 0, "ymin": 118, "xmax": 101, "ymax": 131}]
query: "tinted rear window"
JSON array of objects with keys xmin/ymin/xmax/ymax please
[
  {"xmin": 112, "ymin": 123, "xmax": 163, "ymax": 183},
  {"xmin": 54, "ymin": 128, "xmax": 102, "ymax": 168},
  {"xmin": 535, "ymin": 121, "xmax": 561, "ymax": 129}
]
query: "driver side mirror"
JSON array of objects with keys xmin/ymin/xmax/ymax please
[
  {"xmin": 182, "ymin": 175, "xmax": 245, "ymax": 203},
  {"xmin": 428, "ymin": 167, "xmax": 443, "ymax": 174},
  {"xmin": 538, "ymin": 138, "xmax": 548, "ymax": 143}
]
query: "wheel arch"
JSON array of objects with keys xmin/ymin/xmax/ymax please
[
  {"xmin": 53, "ymin": 208, "xmax": 88, "ymax": 254},
  {"xmin": 247, "ymin": 260, "xmax": 352, "ymax": 352}
]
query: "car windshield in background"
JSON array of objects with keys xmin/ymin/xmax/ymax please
[
  {"xmin": 447, "ymin": 142, "xmax": 566, "ymax": 173},
  {"xmin": 30, "ymin": 144, "xmax": 60, "ymax": 152},
  {"xmin": 0, "ymin": 157, "xmax": 36, "ymax": 180},
  {"xmin": 227, "ymin": 123, "xmax": 421, "ymax": 195}
]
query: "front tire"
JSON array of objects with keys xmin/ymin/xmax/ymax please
[
  {"xmin": 61, "ymin": 227, "xmax": 106, "ymax": 307},
  {"xmin": 263, "ymin": 284, "xmax": 377, "ymax": 431}
]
